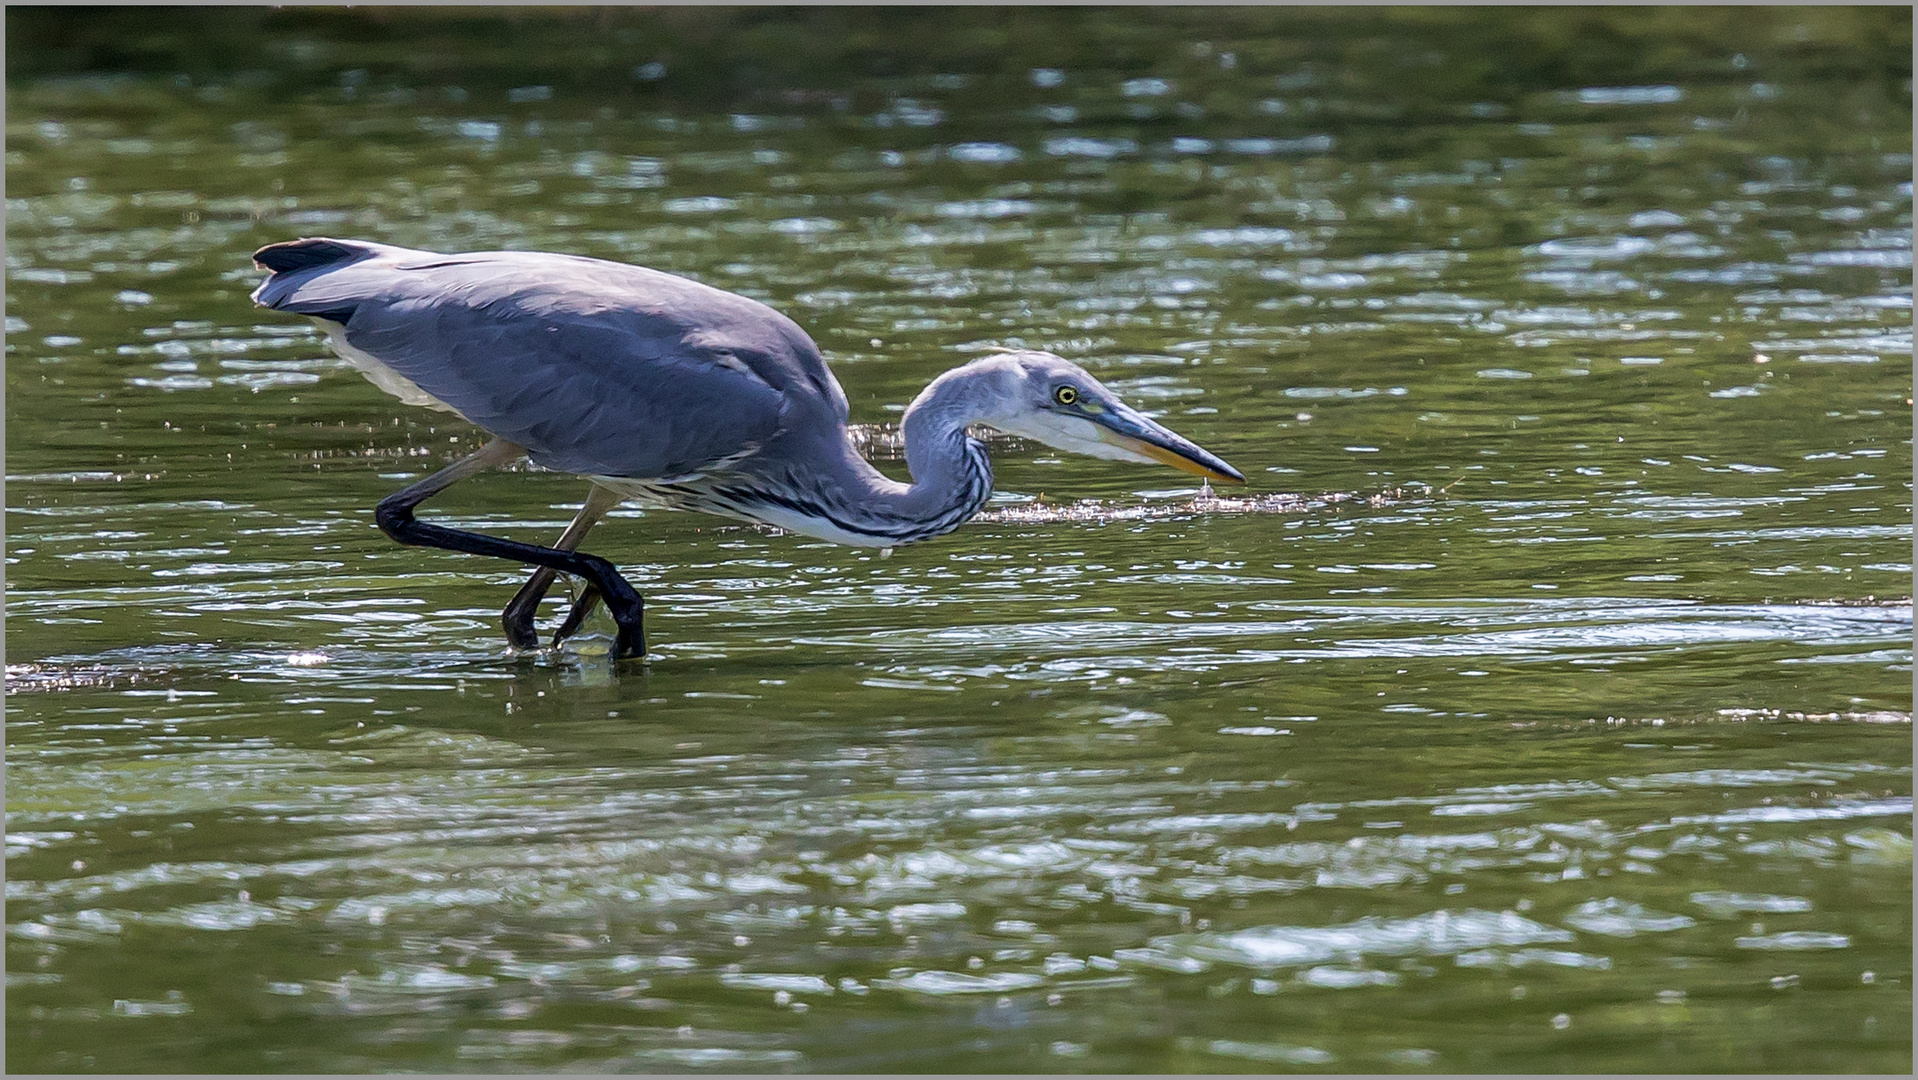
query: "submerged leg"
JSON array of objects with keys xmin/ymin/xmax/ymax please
[
  {"xmin": 501, "ymin": 483, "xmax": 624, "ymax": 650},
  {"xmin": 374, "ymin": 440, "xmax": 645, "ymax": 659}
]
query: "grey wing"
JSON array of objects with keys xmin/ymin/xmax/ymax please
[
  {"xmin": 344, "ymin": 296, "xmax": 790, "ymax": 479},
  {"xmin": 253, "ymin": 241, "xmax": 789, "ymax": 479}
]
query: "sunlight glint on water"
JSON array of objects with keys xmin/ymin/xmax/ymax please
[{"xmin": 4, "ymin": 8, "xmax": 1911, "ymax": 1073}]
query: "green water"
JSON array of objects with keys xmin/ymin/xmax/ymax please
[{"xmin": 6, "ymin": 8, "xmax": 1911, "ymax": 1072}]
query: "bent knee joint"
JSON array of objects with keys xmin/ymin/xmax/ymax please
[
  {"xmin": 576, "ymin": 556, "xmax": 637, "ymax": 602},
  {"xmin": 374, "ymin": 499, "xmax": 416, "ymax": 541}
]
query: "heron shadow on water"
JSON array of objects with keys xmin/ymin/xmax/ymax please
[{"xmin": 251, "ymin": 238, "xmax": 1245, "ymax": 660}]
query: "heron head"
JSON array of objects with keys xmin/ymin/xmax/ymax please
[{"xmin": 956, "ymin": 351, "xmax": 1245, "ymax": 484}]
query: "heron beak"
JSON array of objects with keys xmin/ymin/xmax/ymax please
[{"xmin": 1092, "ymin": 405, "xmax": 1246, "ymax": 484}]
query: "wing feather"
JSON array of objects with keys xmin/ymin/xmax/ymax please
[{"xmin": 251, "ymin": 239, "xmax": 844, "ymax": 480}]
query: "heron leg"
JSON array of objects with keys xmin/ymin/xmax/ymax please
[
  {"xmin": 552, "ymin": 583, "xmax": 604, "ymax": 644},
  {"xmin": 501, "ymin": 483, "xmax": 624, "ymax": 650},
  {"xmin": 374, "ymin": 440, "xmax": 646, "ymax": 659}
]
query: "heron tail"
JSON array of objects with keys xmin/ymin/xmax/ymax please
[
  {"xmin": 252, "ymin": 237, "xmax": 371, "ymax": 274},
  {"xmin": 250, "ymin": 237, "xmax": 394, "ymax": 320}
]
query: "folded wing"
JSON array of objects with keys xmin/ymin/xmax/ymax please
[{"xmin": 251, "ymin": 238, "xmax": 842, "ymax": 481}]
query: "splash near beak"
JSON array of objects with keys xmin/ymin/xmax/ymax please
[{"xmin": 1094, "ymin": 408, "xmax": 1247, "ymax": 484}]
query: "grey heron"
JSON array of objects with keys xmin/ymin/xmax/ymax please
[{"xmin": 251, "ymin": 238, "xmax": 1244, "ymax": 659}]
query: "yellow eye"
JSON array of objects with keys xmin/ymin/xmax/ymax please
[{"xmin": 1053, "ymin": 385, "xmax": 1079, "ymax": 406}]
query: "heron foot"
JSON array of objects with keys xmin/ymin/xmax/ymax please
[
  {"xmin": 502, "ymin": 574, "xmax": 633, "ymax": 659},
  {"xmin": 611, "ymin": 611, "xmax": 644, "ymax": 660},
  {"xmin": 502, "ymin": 567, "xmax": 558, "ymax": 651},
  {"xmin": 557, "ymin": 560, "xmax": 642, "ymax": 660},
  {"xmin": 570, "ymin": 584, "xmax": 642, "ymax": 659}
]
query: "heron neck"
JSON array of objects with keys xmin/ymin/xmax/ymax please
[
  {"xmin": 727, "ymin": 371, "xmax": 995, "ymax": 547},
  {"xmin": 811, "ymin": 372, "xmax": 993, "ymax": 546},
  {"xmin": 862, "ymin": 379, "xmax": 990, "ymax": 536}
]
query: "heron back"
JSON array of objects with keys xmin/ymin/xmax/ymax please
[{"xmin": 251, "ymin": 238, "xmax": 850, "ymax": 481}]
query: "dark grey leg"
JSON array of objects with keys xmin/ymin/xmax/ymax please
[
  {"xmin": 502, "ymin": 483, "xmax": 623, "ymax": 650},
  {"xmin": 501, "ymin": 573, "xmax": 551, "ymax": 650},
  {"xmin": 374, "ymin": 440, "xmax": 644, "ymax": 659}
]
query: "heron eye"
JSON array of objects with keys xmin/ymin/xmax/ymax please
[{"xmin": 1053, "ymin": 385, "xmax": 1079, "ymax": 406}]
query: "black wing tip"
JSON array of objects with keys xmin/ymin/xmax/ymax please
[{"xmin": 252, "ymin": 237, "xmax": 367, "ymax": 274}]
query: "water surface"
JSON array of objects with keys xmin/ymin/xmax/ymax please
[{"xmin": 6, "ymin": 8, "xmax": 1911, "ymax": 1072}]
